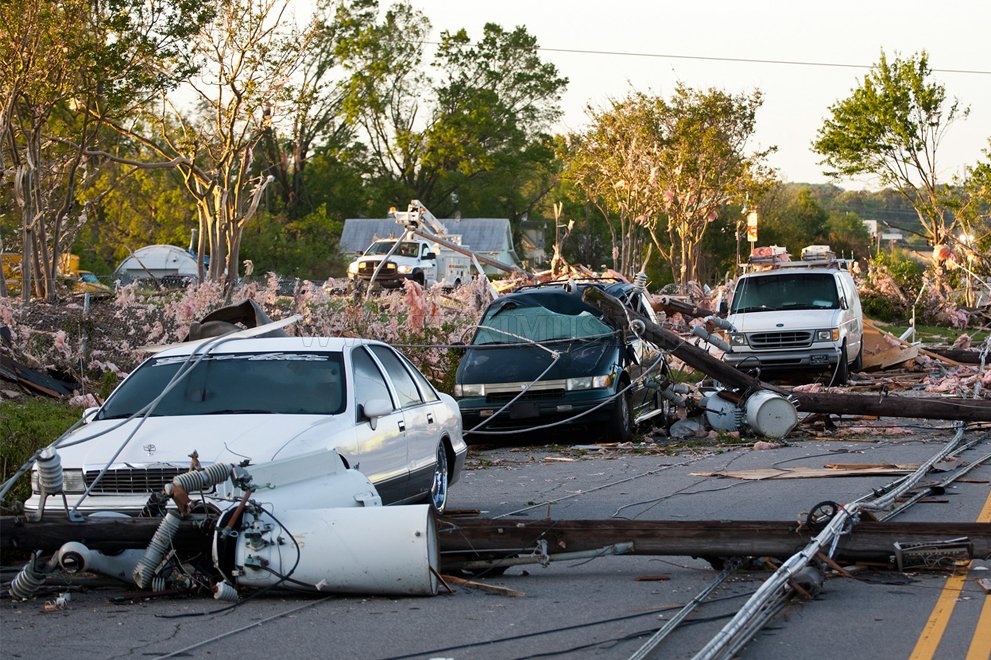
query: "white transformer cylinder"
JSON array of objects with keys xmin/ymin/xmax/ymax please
[
  {"xmin": 215, "ymin": 504, "xmax": 439, "ymax": 596},
  {"xmin": 745, "ymin": 390, "xmax": 798, "ymax": 438}
]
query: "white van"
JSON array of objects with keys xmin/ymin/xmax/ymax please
[{"xmin": 721, "ymin": 260, "xmax": 863, "ymax": 384}]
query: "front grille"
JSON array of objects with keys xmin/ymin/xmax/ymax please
[
  {"xmin": 84, "ymin": 468, "xmax": 187, "ymax": 494},
  {"xmin": 358, "ymin": 260, "xmax": 396, "ymax": 273},
  {"xmin": 487, "ymin": 389, "xmax": 566, "ymax": 403},
  {"xmin": 748, "ymin": 331, "xmax": 813, "ymax": 349}
]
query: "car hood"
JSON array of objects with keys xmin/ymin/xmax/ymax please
[
  {"xmin": 54, "ymin": 414, "xmax": 345, "ymax": 468},
  {"xmin": 728, "ymin": 308, "xmax": 840, "ymax": 333},
  {"xmin": 457, "ymin": 338, "xmax": 620, "ymax": 385}
]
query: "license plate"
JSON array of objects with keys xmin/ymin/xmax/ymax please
[{"xmin": 509, "ymin": 402, "xmax": 540, "ymax": 419}]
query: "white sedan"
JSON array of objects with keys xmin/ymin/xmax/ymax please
[{"xmin": 25, "ymin": 337, "xmax": 466, "ymax": 516}]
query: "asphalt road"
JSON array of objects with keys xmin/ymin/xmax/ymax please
[{"xmin": 2, "ymin": 419, "xmax": 990, "ymax": 660}]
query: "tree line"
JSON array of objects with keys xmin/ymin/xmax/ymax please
[{"xmin": 2, "ymin": 0, "xmax": 989, "ymax": 301}]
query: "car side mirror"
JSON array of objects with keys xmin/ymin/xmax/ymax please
[
  {"xmin": 718, "ymin": 299, "xmax": 729, "ymax": 315},
  {"xmin": 451, "ymin": 341, "xmax": 466, "ymax": 357},
  {"xmin": 424, "ymin": 251, "xmax": 436, "ymax": 260},
  {"xmin": 361, "ymin": 398, "xmax": 392, "ymax": 431},
  {"xmin": 839, "ymin": 296, "xmax": 849, "ymax": 310},
  {"xmin": 82, "ymin": 406, "xmax": 100, "ymax": 423}
]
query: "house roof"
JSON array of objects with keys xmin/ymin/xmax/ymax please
[{"xmin": 340, "ymin": 217, "xmax": 517, "ymax": 257}]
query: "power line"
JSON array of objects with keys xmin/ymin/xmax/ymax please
[
  {"xmin": 535, "ymin": 46, "xmax": 991, "ymax": 76},
  {"xmin": 423, "ymin": 41, "xmax": 991, "ymax": 75}
]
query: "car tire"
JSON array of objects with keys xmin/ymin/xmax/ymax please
[
  {"xmin": 832, "ymin": 343, "xmax": 849, "ymax": 386},
  {"xmin": 851, "ymin": 342, "xmax": 863, "ymax": 372},
  {"xmin": 429, "ymin": 442, "xmax": 449, "ymax": 514},
  {"xmin": 605, "ymin": 386, "xmax": 633, "ymax": 443}
]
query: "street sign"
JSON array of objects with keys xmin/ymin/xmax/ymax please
[{"xmin": 746, "ymin": 212, "xmax": 758, "ymax": 243}]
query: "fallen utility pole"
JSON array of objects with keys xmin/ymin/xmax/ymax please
[
  {"xmin": 406, "ymin": 225, "xmax": 530, "ymax": 279},
  {"xmin": 927, "ymin": 346, "xmax": 988, "ymax": 364},
  {"xmin": 583, "ymin": 285, "xmax": 769, "ymax": 393},
  {"xmin": 789, "ymin": 391, "xmax": 991, "ymax": 422},
  {"xmin": 582, "ymin": 286, "xmax": 991, "ymax": 422},
  {"xmin": 4, "ymin": 516, "xmax": 989, "ymax": 564}
]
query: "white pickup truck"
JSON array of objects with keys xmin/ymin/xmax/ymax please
[
  {"xmin": 721, "ymin": 259, "xmax": 864, "ymax": 385},
  {"xmin": 346, "ymin": 237, "xmax": 473, "ymax": 290}
]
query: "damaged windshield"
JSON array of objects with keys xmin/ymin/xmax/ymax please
[
  {"xmin": 98, "ymin": 352, "xmax": 346, "ymax": 418},
  {"xmin": 731, "ymin": 273, "xmax": 840, "ymax": 313},
  {"xmin": 472, "ymin": 296, "xmax": 614, "ymax": 345},
  {"xmin": 365, "ymin": 241, "xmax": 420, "ymax": 257}
]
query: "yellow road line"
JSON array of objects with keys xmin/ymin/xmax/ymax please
[
  {"xmin": 965, "ymin": 485, "xmax": 991, "ymax": 660},
  {"xmin": 911, "ymin": 478, "xmax": 991, "ymax": 660},
  {"xmin": 966, "ymin": 594, "xmax": 991, "ymax": 660},
  {"xmin": 910, "ymin": 571, "xmax": 969, "ymax": 660}
]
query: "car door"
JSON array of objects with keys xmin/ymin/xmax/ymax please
[
  {"xmin": 367, "ymin": 345, "xmax": 437, "ymax": 499},
  {"xmin": 349, "ymin": 345, "xmax": 408, "ymax": 504}
]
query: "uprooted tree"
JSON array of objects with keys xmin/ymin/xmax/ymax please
[{"xmin": 563, "ymin": 86, "xmax": 773, "ymax": 283}]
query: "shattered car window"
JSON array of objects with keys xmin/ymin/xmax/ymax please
[
  {"xmin": 98, "ymin": 352, "xmax": 346, "ymax": 418},
  {"xmin": 731, "ymin": 273, "xmax": 840, "ymax": 313}
]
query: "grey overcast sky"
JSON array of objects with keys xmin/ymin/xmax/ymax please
[{"xmin": 404, "ymin": 0, "xmax": 991, "ymax": 190}]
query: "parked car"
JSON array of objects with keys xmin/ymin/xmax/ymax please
[
  {"xmin": 721, "ymin": 259, "xmax": 864, "ymax": 384},
  {"xmin": 25, "ymin": 337, "xmax": 466, "ymax": 516},
  {"xmin": 453, "ymin": 280, "xmax": 668, "ymax": 442}
]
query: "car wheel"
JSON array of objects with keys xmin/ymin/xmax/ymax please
[
  {"xmin": 832, "ymin": 343, "xmax": 849, "ymax": 386},
  {"xmin": 429, "ymin": 442, "xmax": 449, "ymax": 514},
  {"xmin": 851, "ymin": 342, "xmax": 863, "ymax": 372},
  {"xmin": 605, "ymin": 387, "xmax": 633, "ymax": 443}
]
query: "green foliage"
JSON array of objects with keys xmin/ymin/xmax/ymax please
[
  {"xmin": 239, "ymin": 205, "xmax": 347, "ymax": 279},
  {"xmin": 0, "ymin": 399, "xmax": 81, "ymax": 510},
  {"xmin": 813, "ymin": 50, "xmax": 967, "ymax": 246},
  {"xmin": 335, "ymin": 2, "xmax": 565, "ymax": 218},
  {"xmin": 860, "ymin": 292, "xmax": 906, "ymax": 323},
  {"xmin": 873, "ymin": 249, "xmax": 925, "ymax": 291},
  {"xmin": 563, "ymin": 86, "xmax": 773, "ymax": 283}
]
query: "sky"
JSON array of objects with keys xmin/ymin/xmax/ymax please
[{"xmin": 403, "ymin": 0, "xmax": 991, "ymax": 190}]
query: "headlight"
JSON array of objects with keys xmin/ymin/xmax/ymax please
[
  {"xmin": 455, "ymin": 383, "xmax": 485, "ymax": 397},
  {"xmin": 397, "ymin": 265, "xmax": 414, "ymax": 274},
  {"xmin": 31, "ymin": 469, "xmax": 85, "ymax": 494},
  {"xmin": 729, "ymin": 333, "xmax": 748, "ymax": 346},
  {"xmin": 816, "ymin": 329, "xmax": 840, "ymax": 341},
  {"xmin": 566, "ymin": 375, "xmax": 613, "ymax": 390}
]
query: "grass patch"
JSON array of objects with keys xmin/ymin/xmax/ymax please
[
  {"xmin": 873, "ymin": 322, "xmax": 988, "ymax": 345},
  {"xmin": 0, "ymin": 398, "xmax": 80, "ymax": 512}
]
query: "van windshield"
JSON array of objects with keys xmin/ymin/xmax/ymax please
[
  {"xmin": 473, "ymin": 306, "xmax": 613, "ymax": 344},
  {"xmin": 731, "ymin": 273, "xmax": 840, "ymax": 313}
]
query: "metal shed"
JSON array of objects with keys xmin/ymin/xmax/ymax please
[{"xmin": 114, "ymin": 244, "xmax": 199, "ymax": 283}]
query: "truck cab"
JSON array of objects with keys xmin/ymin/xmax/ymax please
[
  {"xmin": 722, "ymin": 257, "xmax": 863, "ymax": 385},
  {"xmin": 346, "ymin": 238, "xmax": 472, "ymax": 290}
]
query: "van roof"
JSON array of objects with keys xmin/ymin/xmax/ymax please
[{"xmin": 738, "ymin": 264, "xmax": 851, "ymax": 279}]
